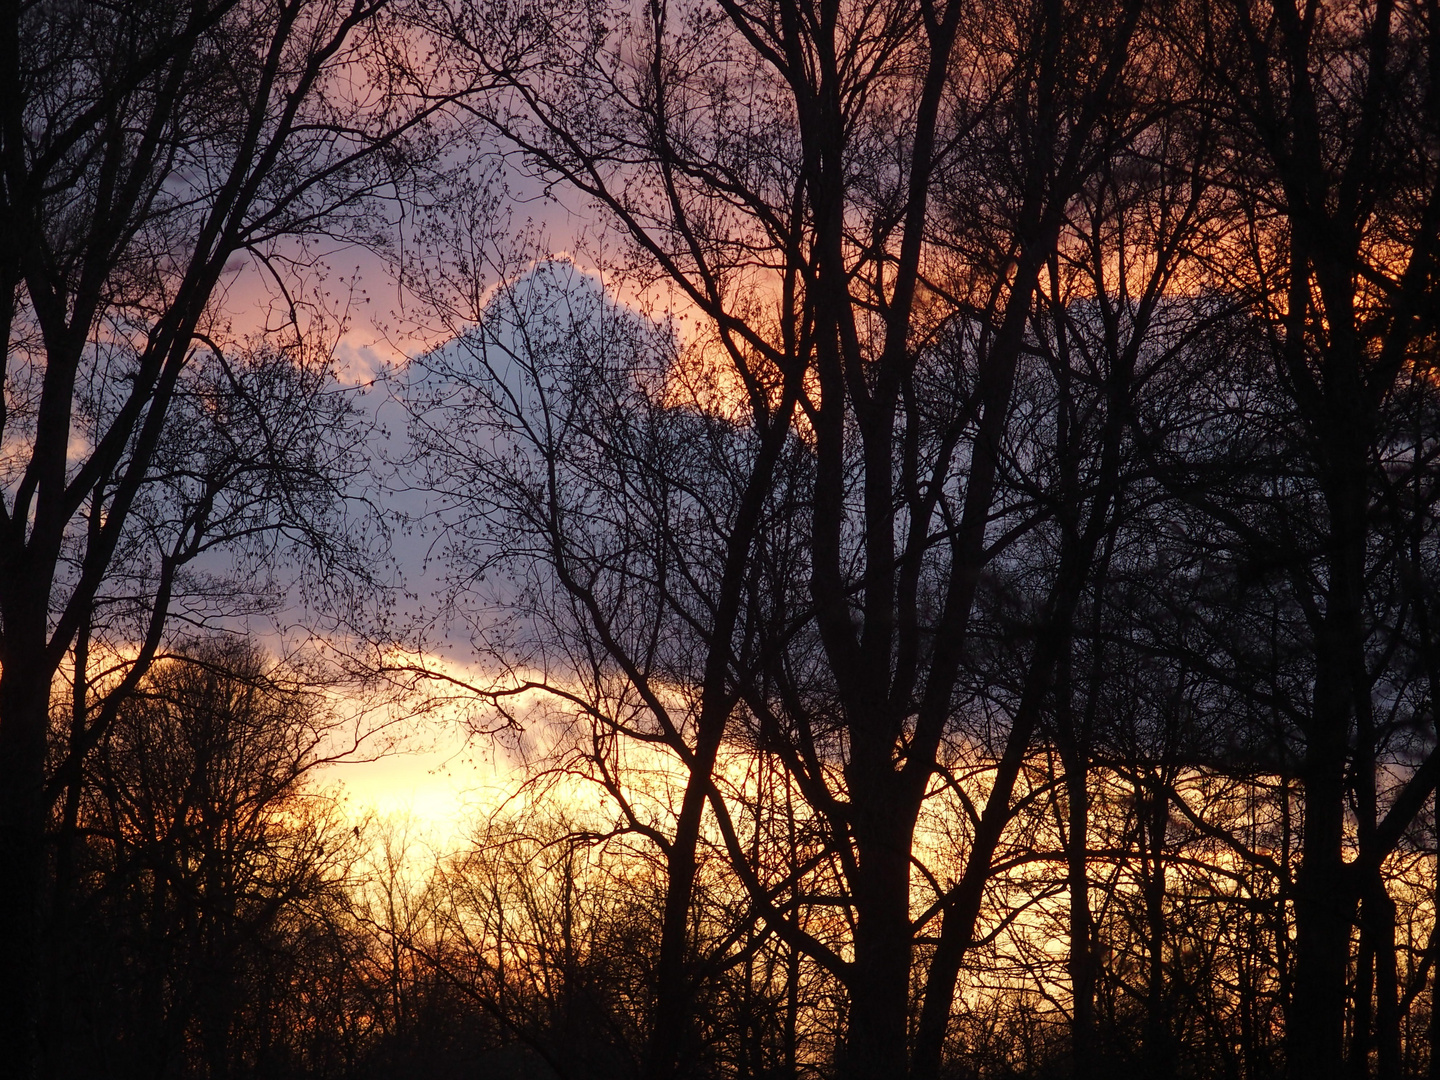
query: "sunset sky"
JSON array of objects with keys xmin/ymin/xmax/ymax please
[
  {"xmin": 12, "ymin": 2, "xmax": 1437, "ymax": 1075},
  {"xmin": 281, "ymin": 213, "xmax": 638, "ymax": 852}
]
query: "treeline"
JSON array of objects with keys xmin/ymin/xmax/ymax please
[
  {"xmin": 38, "ymin": 633, "xmax": 1439, "ymax": 1080},
  {"xmin": 45, "ymin": 641, "xmax": 487, "ymax": 1079},
  {"xmin": 6, "ymin": 0, "xmax": 1440, "ymax": 1078}
]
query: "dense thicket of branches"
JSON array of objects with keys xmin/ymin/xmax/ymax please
[
  {"xmin": 0, "ymin": 0, "xmax": 443, "ymax": 1071},
  {"xmin": 397, "ymin": 0, "xmax": 1440, "ymax": 1078},
  {"xmin": 12, "ymin": 0, "xmax": 1440, "ymax": 1078}
]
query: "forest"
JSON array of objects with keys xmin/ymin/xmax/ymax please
[{"xmin": 3, "ymin": 0, "xmax": 1439, "ymax": 1078}]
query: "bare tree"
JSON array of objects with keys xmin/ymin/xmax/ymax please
[
  {"xmin": 0, "ymin": 0, "xmax": 450, "ymax": 1068},
  {"xmin": 412, "ymin": 0, "xmax": 1186, "ymax": 1074},
  {"xmin": 402, "ymin": 238, "xmax": 810, "ymax": 1080},
  {"xmin": 1141, "ymin": 4, "xmax": 1440, "ymax": 1078}
]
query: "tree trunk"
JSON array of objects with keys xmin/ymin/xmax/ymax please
[
  {"xmin": 1285, "ymin": 305, "xmax": 1369, "ymax": 1080},
  {"xmin": 1352, "ymin": 900, "xmax": 1375, "ymax": 1079},
  {"xmin": 1066, "ymin": 758, "xmax": 1095, "ymax": 1080},
  {"xmin": 1431, "ymin": 838, "xmax": 1440, "ymax": 1080},
  {"xmin": 841, "ymin": 792, "xmax": 917, "ymax": 1080},
  {"xmin": 1372, "ymin": 888, "xmax": 1401, "ymax": 1080},
  {"xmin": 1286, "ymin": 712, "xmax": 1352, "ymax": 1080},
  {"xmin": 0, "ymin": 655, "xmax": 53, "ymax": 1079},
  {"xmin": 1142, "ymin": 779, "xmax": 1172, "ymax": 1080},
  {"xmin": 647, "ymin": 778, "xmax": 708, "ymax": 1080}
]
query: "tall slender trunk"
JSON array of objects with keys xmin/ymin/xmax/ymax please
[
  {"xmin": 1352, "ymin": 710, "xmax": 1379, "ymax": 1080},
  {"xmin": 1288, "ymin": 493, "xmax": 1365, "ymax": 1080},
  {"xmin": 1142, "ymin": 778, "xmax": 1172, "ymax": 1080},
  {"xmin": 1431, "ymin": 837, "xmax": 1440, "ymax": 1080},
  {"xmin": 1055, "ymin": 615, "xmax": 1098, "ymax": 1080},
  {"xmin": 1065, "ymin": 754, "xmax": 1094, "ymax": 1080},
  {"xmin": 1372, "ymin": 887, "xmax": 1401, "ymax": 1080},
  {"xmin": 784, "ymin": 935, "xmax": 800, "ymax": 1080},
  {"xmin": 0, "ymin": 644, "xmax": 54, "ymax": 1079},
  {"xmin": 1351, "ymin": 909, "xmax": 1374, "ymax": 1080},
  {"xmin": 646, "ymin": 665, "xmax": 756, "ymax": 1080},
  {"xmin": 1283, "ymin": 260, "xmax": 1369, "ymax": 1077},
  {"xmin": 647, "ymin": 779, "xmax": 708, "ymax": 1080},
  {"xmin": 1287, "ymin": 718, "xmax": 1352, "ymax": 1080},
  {"xmin": 642, "ymin": 360, "xmax": 798, "ymax": 1080}
]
